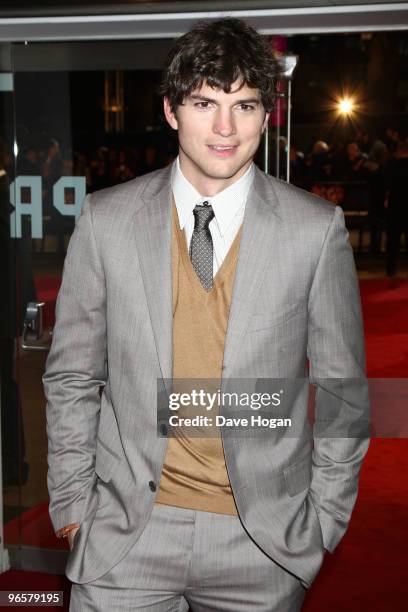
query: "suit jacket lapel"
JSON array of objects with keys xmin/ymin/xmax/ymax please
[
  {"xmin": 132, "ymin": 162, "xmax": 281, "ymax": 391},
  {"xmin": 222, "ymin": 166, "xmax": 281, "ymax": 377},
  {"xmin": 132, "ymin": 164, "xmax": 173, "ymax": 392}
]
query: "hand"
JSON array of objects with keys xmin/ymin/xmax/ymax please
[{"xmin": 67, "ymin": 526, "xmax": 80, "ymax": 551}]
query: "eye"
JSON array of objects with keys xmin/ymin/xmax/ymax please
[
  {"xmin": 194, "ymin": 101, "xmax": 211, "ymax": 109},
  {"xmin": 237, "ymin": 104, "xmax": 255, "ymax": 111}
]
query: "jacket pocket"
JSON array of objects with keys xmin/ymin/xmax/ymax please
[{"xmin": 95, "ymin": 437, "xmax": 121, "ymax": 483}]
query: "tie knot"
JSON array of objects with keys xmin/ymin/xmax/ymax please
[{"xmin": 193, "ymin": 204, "xmax": 214, "ymax": 231}]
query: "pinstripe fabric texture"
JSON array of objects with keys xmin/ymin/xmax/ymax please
[{"xmin": 69, "ymin": 503, "xmax": 305, "ymax": 611}]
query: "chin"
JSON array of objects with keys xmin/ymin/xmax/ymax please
[{"xmin": 204, "ymin": 162, "xmax": 247, "ymax": 180}]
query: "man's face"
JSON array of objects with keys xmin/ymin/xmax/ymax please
[{"xmin": 163, "ymin": 79, "xmax": 269, "ymax": 194}]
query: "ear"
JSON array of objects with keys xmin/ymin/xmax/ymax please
[{"xmin": 163, "ymin": 97, "xmax": 178, "ymax": 130}]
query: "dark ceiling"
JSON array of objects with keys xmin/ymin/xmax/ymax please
[{"xmin": 1, "ymin": 0, "xmax": 408, "ymax": 18}]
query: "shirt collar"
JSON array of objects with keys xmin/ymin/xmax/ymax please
[{"xmin": 171, "ymin": 155, "xmax": 254, "ymax": 237}]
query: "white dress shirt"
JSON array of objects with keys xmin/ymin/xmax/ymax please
[{"xmin": 171, "ymin": 156, "xmax": 254, "ymax": 276}]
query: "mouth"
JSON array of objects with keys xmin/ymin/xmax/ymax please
[{"xmin": 207, "ymin": 145, "xmax": 238, "ymax": 158}]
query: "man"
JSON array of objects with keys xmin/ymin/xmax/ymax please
[{"xmin": 44, "ymin": 18, "xmax": 369, "ymax": 611}]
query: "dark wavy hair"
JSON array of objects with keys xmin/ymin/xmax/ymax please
[{"xmin": 158, "ymin": 18, "xmax": 281, "ymax": 114}]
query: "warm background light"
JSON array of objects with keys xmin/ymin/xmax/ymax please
[{"xmin": 338, "ymin": 99, "xmax": 354, "ymax": 114}]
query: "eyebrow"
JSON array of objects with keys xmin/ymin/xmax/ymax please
[{"xmin": 188, "ymin": 94, "xmax": 261, "ymax": 105}]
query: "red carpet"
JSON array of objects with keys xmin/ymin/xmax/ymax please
[
  {"xmin": 360, "ymin": 278, "xmax": 408, "ymax": 377},
  {"xmin": 2, "ymin": 277, "xmax": 407, "ymax": 610}
]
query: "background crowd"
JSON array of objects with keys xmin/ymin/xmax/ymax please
[{"xmin": 1, "ymin": 123, "xmax": 408, "ymax": 277}]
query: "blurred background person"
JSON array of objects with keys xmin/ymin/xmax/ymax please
[{"xmin": 384, "ymin": 140, "xmax": 408, "ymax": 283}]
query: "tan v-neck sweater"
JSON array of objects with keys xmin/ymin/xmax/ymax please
[{"xmin": 154, "ymin": 202, "xmax": 242, "ymax": 515}]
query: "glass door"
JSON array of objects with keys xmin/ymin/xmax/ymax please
[
  {"xmin": 3, "ymin": 45, "xmax": 78, "ymax": 574},
  {"xmin": 1, "ymin": 46, "xmax": 17, "ymax": 573}
]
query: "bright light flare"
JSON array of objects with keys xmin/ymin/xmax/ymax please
[{"xmin": 338, "ymin": 99, "xmax": 354, "ymax": 115}]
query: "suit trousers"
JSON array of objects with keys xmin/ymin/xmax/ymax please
[{"xmin": 69, "ymin": 502, "xmax": 306, "ymax": 611}]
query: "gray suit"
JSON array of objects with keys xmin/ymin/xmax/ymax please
[{"xmin": 44, "ymin": 161, "xmax": 369, "ymax": 594}]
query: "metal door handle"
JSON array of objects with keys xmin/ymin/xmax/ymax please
[{"xmin": 21, "ymin": 301, "xmax": 52, "ymax": 351}]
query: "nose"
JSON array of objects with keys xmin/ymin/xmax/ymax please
[{"xmin": 212, "ymin": 108, "xmax": 236, "ymax": 137}]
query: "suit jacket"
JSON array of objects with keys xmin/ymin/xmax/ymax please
[{"xmin": 43, "ymin": 161, "xmax": 370, "ymax": 589}]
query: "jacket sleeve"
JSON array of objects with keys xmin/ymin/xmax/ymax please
[
  {"xmin": 43, "ymin": 193, "xmax": 107, "ymax": 532},
  {"xmin": 307, "ymin": 205, "xmax": 370, "ymax": 553}
]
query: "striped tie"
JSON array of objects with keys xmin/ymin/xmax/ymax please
[{"xmin": 190, "ymin": 202, "xmax": 215, "ymax": 292}]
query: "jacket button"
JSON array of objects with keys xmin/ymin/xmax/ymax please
[{"xmin": 148, "ymin": 481, "xmax": 156, "ymax": 492}]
